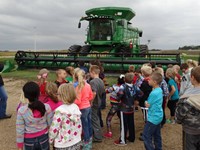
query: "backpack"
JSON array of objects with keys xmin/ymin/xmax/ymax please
[{"xmin": 120, "ymin": 84, "xmax": 136, "ymax": 112}]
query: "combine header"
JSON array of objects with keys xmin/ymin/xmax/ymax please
[{"xmin": 15, "ymin": 7, "xmax": 181, "ymax": 71}]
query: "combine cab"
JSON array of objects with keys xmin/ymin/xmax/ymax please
[{"xmin": 15, "ymin": 7, "xmax": 181, "ymax": 71}]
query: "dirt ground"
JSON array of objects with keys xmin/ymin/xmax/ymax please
[{"xmin": 0, "ymin": 78, "xmax": 182, "ymax": 150}]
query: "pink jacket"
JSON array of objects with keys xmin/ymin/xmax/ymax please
[{"xmin": 75, "ymin": 82, "xmax": 93, "ymax": 110}]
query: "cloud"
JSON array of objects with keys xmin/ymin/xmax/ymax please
[{"xmin": 0, "ymin": 0, "xmax": 200, "ymax": 50}]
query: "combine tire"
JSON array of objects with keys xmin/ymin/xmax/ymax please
[
  {"xmin": 15, "ymin": 51, "xmax": 26, "ymax": 65},
  {"xmin": 79, "ymin": 45, "xmax": 91, "ymax": 56},
  {"xmin": 68, "ymin": 45, "xmax": 81, "ymax": 56}
]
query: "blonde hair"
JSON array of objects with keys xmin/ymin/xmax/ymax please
[
  {"xmin": 166, "ymin": 68, "xmax": 175, "ymax": 79},
  {"xmin": 45, "ymin": 82, "xmax": 59, "ymax": 103},
  {"xmin": 141, "ymin": 65, "xmax": 152, "ymax": 77},
  {"xmin": 73, "ymin": 68, "xmax": 85, "ymax": 92},
  {"xmin": 186, "ymin": 59, "xmax": 198, "ymax": 68},
  {"xmin": 56, "ymin": 69, "xmax": 66, "ymax": 77},
  {"xmin": 58, "ymin": 83, "xmax": 76, "ymax": 104}
]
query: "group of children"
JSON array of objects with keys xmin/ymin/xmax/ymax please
[
  {"xmin": 15, "ymin": 58, "xmax": 199, "ymax": 150},
  {"xmin": 16, "ymin": 64, "xmax": 104, "ymax": 150}
]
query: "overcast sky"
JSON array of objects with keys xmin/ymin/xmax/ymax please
[{"xmin": 0, "ymin": 0, "xmax": 200, "ymax": 50}]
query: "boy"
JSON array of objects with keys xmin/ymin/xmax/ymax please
[
  {"xmin": 179, "ymin": 63, "xmax": 193, "ymax": 97},
  {"xmin": 89, "ymin": 65, "xmax": 105, "ymax": 142},
  {"xmin": 176, "ymin": 66, "xmax": 200, "ymax": 150},
  {"xmin": 143, "ymin": 72, "xmax": 163, "ymax": 150},
  {"xmin": 154, "ymin": 67, "xmax": 169, "ymax": 127},
  {"xmin": 114, "ymin": 73, "xmax": 143, "ymax": 146},
  {"xmin": 55, "ymin": 69, "xmax": 68, "ymax": 87}
]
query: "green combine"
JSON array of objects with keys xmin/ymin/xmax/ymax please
[{"xmin": 15, "ymin": 7, "xmax": 181, "ymax": 72}]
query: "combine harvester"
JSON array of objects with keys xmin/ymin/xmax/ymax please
[{"xmin": 15, "ymin": 7, "xmax": 181, "ymax": 72}]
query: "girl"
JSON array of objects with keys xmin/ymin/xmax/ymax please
[
  {"xmin": 45, "ymin": 82, "xmax": 63, "ymax": 112},
  {"xmin": 16, "ymin": 81, "xmax": 52, "ymax": 150},
  {"xmin": 166, "ymin": 68, "xmax": 179, "ymax": 124},
  {"xmin": 65, "ymin": 66, "xmax": 74, "ymax": 83},
  {"xmin": 73, "ymin": 69, "xmax": 93, "ymax": 150},
  {"xmin": 186, "ymin": 59, "xmax": 198, "ymax": 73},
  {"xmin": 104, "ymin": 74, "xmax": 125, "ymax": 138},
  {"xmin": 37, "ymin": 68, "xmax": 49, "ymax": 102},
  {"xmin": 49, "ymin": 83, "xmax": 82, "ymax": 150}
]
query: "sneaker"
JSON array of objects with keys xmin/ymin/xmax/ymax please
[
  {"xmin": 114, "ymin": 140, "xmax": 127, "ymax": 146},
  {"xmin": 104, "ymin": 132, "xmax": 112, "ymax": 138},
  {"xmin": 171, "ymin": 120, "xmax": 176, "ymax": 124}
]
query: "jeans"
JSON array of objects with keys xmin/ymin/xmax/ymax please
[
  {"xmin": 80, "ymin": 107, "xmax": 92, "ymax": 143},
  {"xmin": 143, "ymin": 121, "xmax": 162, "ymax": 150},
  {"xmin": 24, "ymin": 133, "xmax": 49, "ymax": 150},
  {"xmin": 0, "ymin": 86, "xmax": 8, "ymax": 118}
]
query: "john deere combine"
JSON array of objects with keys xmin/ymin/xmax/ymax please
[{"xmin": 15, "ymin": 7, "xmax": 181, "ymax": 71}]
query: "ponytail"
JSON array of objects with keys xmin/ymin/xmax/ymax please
[
  {"xmin": 28, "ymin": 100, "xmax": 46, "ymax": 116},
  {"xmin": 23, "ymin": 81, "xmax": 46, "ymax": 116},
  {"xmin": 74, "ymin": 69, "xmax": 85, "ymax": 92}
]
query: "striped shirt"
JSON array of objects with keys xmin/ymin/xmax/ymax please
[{"xmin": 16, "ymin": 104, "xmax": 53, "ymax": 148}]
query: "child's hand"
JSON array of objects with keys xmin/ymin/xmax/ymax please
[{"xmin": 145, "ymin": 101, "xmax": 150, "ymax": 108}]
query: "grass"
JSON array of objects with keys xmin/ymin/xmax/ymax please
[
  {"xmin": 0, "ymin": 51, "xmax": 16, "ymax": 56},
  {"xmin": 2, "ymin": 69, "xmax": 118, "ymax": 86}
]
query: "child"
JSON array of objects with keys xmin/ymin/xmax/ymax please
[
  {"xmin": 114, "ymin": 73, "xmax": 143, "ymax": 146},
  {"xmin": 49, "ymin": 83, "xmax": 82, "ymax": 149},
  {"xmin": 55, "ymin": 69, "xmax": 68, "ymax": 87},
  {"xmin": 186, "ymin": 59, "xmax": 198, "ymax": 73},
  {"xmin": 173, "ymin": 65, "xmax": 181, "ymax": 91},
  {"xmin": 154, "ymin": 67, "xmax": 169, "ymax": 127},
  {"xmin": 0, "ymin": 63, "xmax": 11, "ymax": 119},
  {"xmin": 166, "ymin": 68, "xmax": 179, "ymax": 124},
  {"xmin": 176, "ymin": 66, "xmax": 200, "ymax": 150},
  {"xmin": 139, "ymin": 65, "xmax": 153, "ymax": 108},
  {"xmin": 37, "ymin": 68, "xmax": 49, "ymax": 102},
  {"xmin": 179, "ymin": 63, "xmax": 193, "ymax": 97},
  {"xmin": 104, "ymin": 74, "xmax": 125, "ymax": 138},
  {"xmin": 134, "ymin": 67, "xmax": 144, "ymax": 88},
  {"xmin": 65, "ymin": 66, "xmax": 74, "ymax": 83},
  {"xmin": 73, "ymin": 69, "xmax": 93, "ymax": 149},
  {"xmin": 143, "ymin": 72, "xmax": 163, "ymax": 150},
  {"xmin": 16, "ymin": 81, "xmax": 52, "ymax": 150},
  {"xmin": 45, "ymin": 82, "xmax": 63, "ymax": 112},
  {"xmin": 89, "ymin": 65, "xmax": 105, "ymax": 142},
  {"xmin": 139, "ymin": 65, "xmax": 153, "ymax": 140},
  {"xmin": 78, "ymin": 60, "xmax": 89, "ymax": 73}
]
